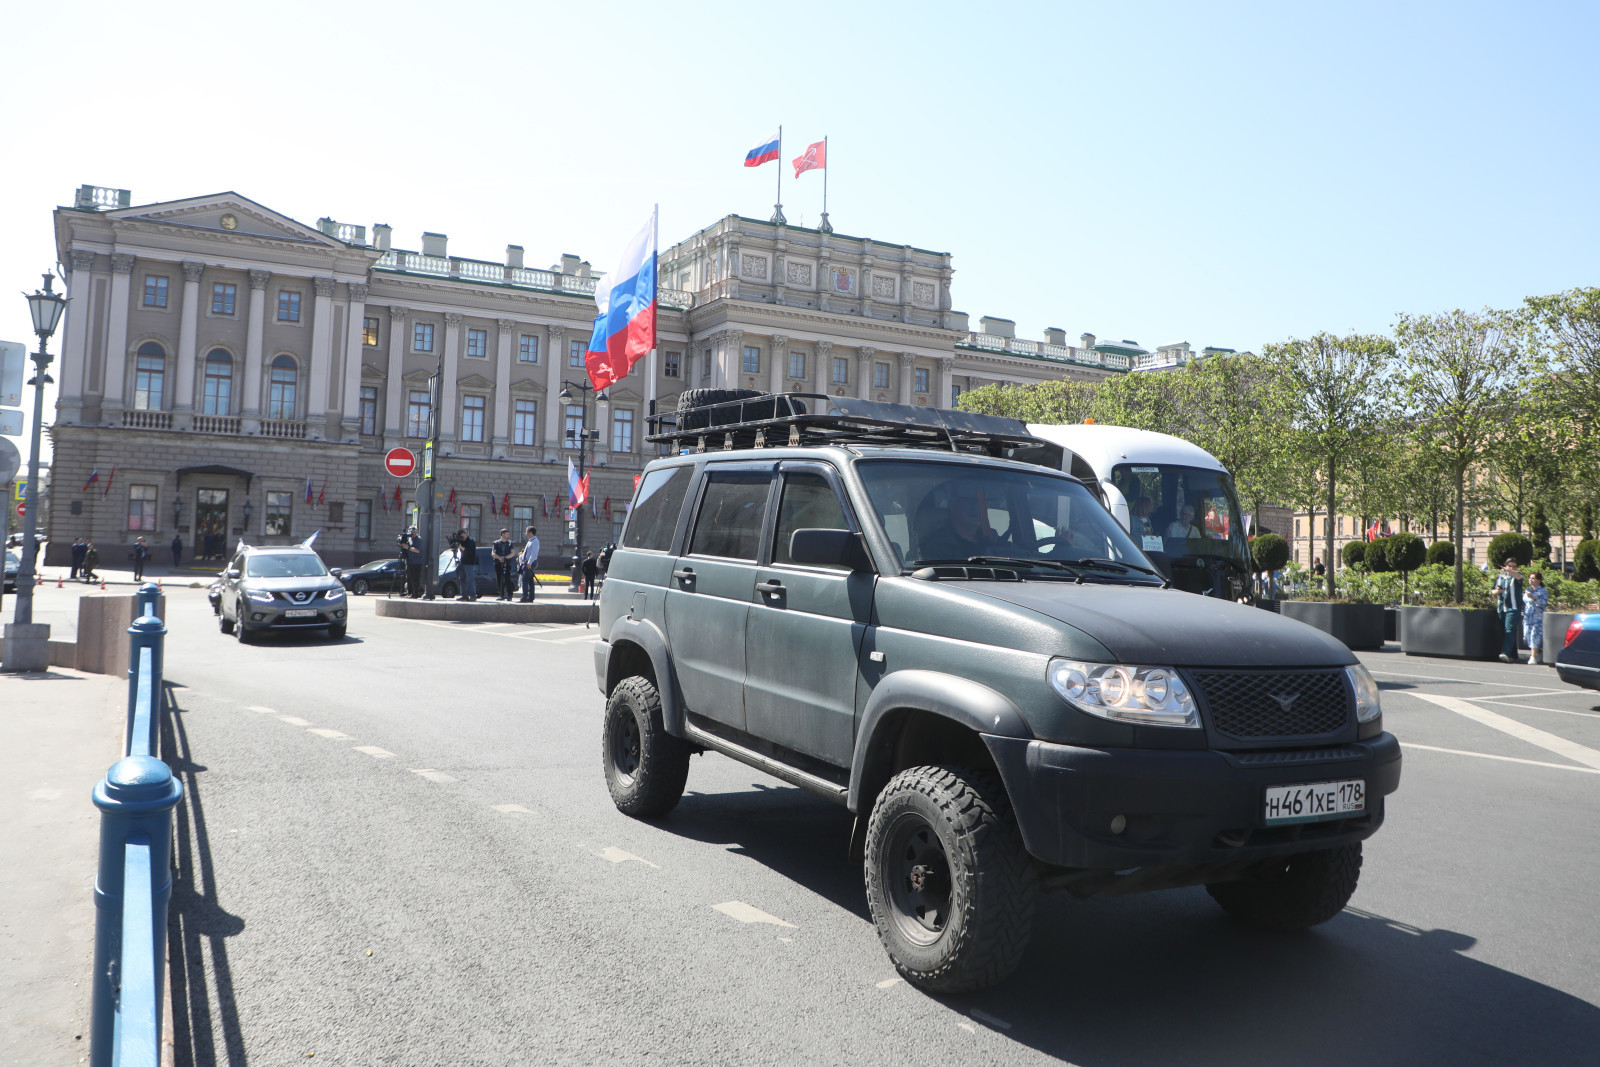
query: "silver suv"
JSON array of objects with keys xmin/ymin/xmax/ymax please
[{"xmin": 218, "ymin": 544, "xmax": 348, "ymax": 642}]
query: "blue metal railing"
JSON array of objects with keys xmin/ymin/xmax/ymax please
[{"xmin": 91, "ymin": 583, "xmax": 181, "ymax": 1067}]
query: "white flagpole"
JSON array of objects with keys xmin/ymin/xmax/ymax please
[{"xmin": 775, "ymin": 125, "xmax": 784, "ymax": 222}]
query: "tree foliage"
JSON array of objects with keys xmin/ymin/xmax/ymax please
[
  {"xmin": 1251, "ymin": 533, "xmax": 1290, "ymax": 573},
  {"xmin": 1427, "ymin": 541, "xmax": 1455, "ymax": 567},
  {"xmin": 1342, "ymin": 540, "xmax": 1367, "ymax": 567},
  {"xmin": 1576, "ymin": 540, "xmax": 1600, "ymax": 583},
  {"xmin": 1365, "ymin": 537, "xmax": 1392, "ymax": 572},
  {"xmin": 956, "ymin": 379, "xmax": 1098, "ymax": 425},
  {"xmin": 1487, "ymin": 532, "xmax": 1533, "ymax": 570}
]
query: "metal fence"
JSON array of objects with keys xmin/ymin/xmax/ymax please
[{"xmin": 91, "ymin": 583, "xmax": 181, "ymax": 1066}]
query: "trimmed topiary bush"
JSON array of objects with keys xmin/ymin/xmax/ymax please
[
  {"xmin": 1488, "ymin": 531, "xmax": 1533, "ymax": 570},
  {"xmin": 1532, "ymin": 506, "xmax": 1551, "ymax": 562},
  {"xmin": 1426, "ymin": 541, "xmax": 1455, "ymax": 567},
  {"xmin": 1387, "ymin": 532, "xmax": 1426, "ymax": 574},
  {"xmin": 1342, "ymin": 540, "xmax": 1367, "ymax": 568},
  {"xmin": 1251, "ymin": 533, "xmax": 1290, "ymax": 574},
  {"xmin": 1365, "ymin": 537, "xmax": 1392, "ymax": 572},
  {"xmin": 1576, "ymin": 540, "xmax": 1600, "ymax": 583}
]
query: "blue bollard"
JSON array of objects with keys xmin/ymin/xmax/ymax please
[
  {"xmin": 135, "ymin": 582, "xmax": 162, "ymax": 620},
  {"xmin": 125, "ymin": 616, "xmax": 166, "ymax": 760},
  {"xmin": 89, "ymin": 755, "xmax": 183, "ymax": 1067}
]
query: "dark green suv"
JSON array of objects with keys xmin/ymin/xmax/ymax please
[{"xmin": 594, "ymin": 397, "xmax": 1400, "ymax": 992}]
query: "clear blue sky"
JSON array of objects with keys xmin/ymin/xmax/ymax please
[{"xmin": 2, "ymin": 0, "xmax": 1596, "ymax": 469}]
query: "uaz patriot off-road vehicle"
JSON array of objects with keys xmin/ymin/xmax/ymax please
[{"xmin": 593, "ymin": 392, "xmax": 1400, "ymax": 992}]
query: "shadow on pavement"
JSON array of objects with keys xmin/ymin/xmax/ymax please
[{"xmin": 163, "ymin": 683, "xmax": 249, "ymax": 1067}]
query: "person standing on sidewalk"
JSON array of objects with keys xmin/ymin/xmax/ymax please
[
  {"xmin": 171, "ymin": 533, "xmax": 183, "ymax": 569},
  {"xmin": 581, "ymin": 550, "xmax": 599, "ymax": 600},
  {"xmin": 1495, "ymin": 559, "xmax": 1525, "ymax": 663},
  {"xmin": 518, "ymin": 526, "xmax": 540, "ymax": 602},
  {"xmin": 131, "ymin": 537, "xmax": 150, "ymax": 581},
  {"xmin": 1523, "ymin": 571, "xmax": 1549, "ymax": 665},
  {"xmin": 455, "ymin": 529, "xmax": 481, "ymax": 601},
  {"xmin": 70, "ymin": 537, "xmax": 87, "ymax": 580},
  {"xmin": 398, "ymin": 525, "xmax": 423, "ymax": 598},
  {"xmin": 491, "ymin": 528, "xmax": 516, "ymax": 601},
  {"xmin": 82, "ymin": 542, "xmax": 100, "ymax": 583}
]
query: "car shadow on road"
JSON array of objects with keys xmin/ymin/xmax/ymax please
[{"xmin": 162, "ymin": 684, "xmax": 249, "ymax": 1067}]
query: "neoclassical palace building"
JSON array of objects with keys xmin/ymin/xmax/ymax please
[{"xmin": 44, "ymin": 184, "xmax": 1174, "ymax": 568}]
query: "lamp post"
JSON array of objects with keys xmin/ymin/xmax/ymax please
[
  {"xmin": 171, "ymin": 495, "xmax": 183, "ymax": 532},
  {"xmin": 10, "ymin": 275, "xmax": 66, "ymax": 632},
  {"xmin": 558, "ymin": 379, "xmax": 604, "ymax": 589}
]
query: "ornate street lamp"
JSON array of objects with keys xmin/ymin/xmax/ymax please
[{"xmin": 6, "ymin": 274, "xmax": 66, "ymax": 658}]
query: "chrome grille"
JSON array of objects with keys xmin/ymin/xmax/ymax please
[{"xmin": 1193, "ymin": 669, "xmax": 1350, "ymax": 740}]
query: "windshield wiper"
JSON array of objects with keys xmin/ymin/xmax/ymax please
[{"xmin": 1063, "ymin": 557, "xmax": 1164, "ymax": 578}]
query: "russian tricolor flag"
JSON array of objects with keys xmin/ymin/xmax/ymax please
[
  {"xmin": 584, "ymin": 208, "xmax": 657, "ymax": 391},
  {"xmin": 745, "ymin": 130, "xmax": 781, "ymax": 168}
]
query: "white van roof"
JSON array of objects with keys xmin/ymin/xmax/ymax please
[{"xmin": 1025, "ymin": 423, "xmax": 1227, "ymax": 477}]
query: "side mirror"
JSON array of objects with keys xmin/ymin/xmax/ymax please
[
  {"xmin": 225, "ymin": 568, "xmax": 241, "ymax": 579},
  {"xmin": 789, "ymin": 528, "xmax": 872, "ymax": 571},
  {"xmin": 329, "ymin": 567, "xmax": 343, "ymax": 577}
]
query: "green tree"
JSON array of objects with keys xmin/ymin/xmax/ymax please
[
  {"xmin": 1525, "ymin": 287, "xmax": 1600, "ymax": 428},
  {"xmin": 1168, "ymin": 355, "xmax": 1294, "ymax": 528},
  {"xmin": 1087, "ymin": 370, "xmax": 1188, "ymax": 437},
  {"xmin": 956, "ymin": 379, "xmax": 1099, "ymax": 425},
  {"xmin": 1426, "ymin": 540, "xmax": 1455, "ymax": 567},
  {"xmin": 1365, "ymin": 537, "xmax": 1392, "ymax": 572},
  {"xmin": 1388, "ymin": 531, "xmax": 1427, "ymax": 601},
  {"xmin": 1576, "ymin": 540, "xmax": 1600, "ymax": 583},
  {"xmin": 1487, "ymin": 532, "xmax": 1533, "ymax": 569},
  {"xmin": 1395, "ymin": 308, "xmax": 1529, "ymax": 602},
  {"xmin": 1342, "ymin": 540, "xmax": 1367, "ymax": 568},
  {"xmin": 1263, "ymin": 332, "xmax": 1395, "ymax": 598}
]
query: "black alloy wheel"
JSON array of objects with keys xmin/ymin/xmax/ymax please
[{"xmin": 352, "ymin": 579, "xmax": 369, "ymax": 595}]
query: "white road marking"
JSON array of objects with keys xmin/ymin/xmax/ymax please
[
  {"xmin": 1408, "ymin": 692, "xmax": 1600, "ymax": 770},
  {"xmin": 29, "ymin": 788, "xmax": 63, "ymax": 802},
  {"xmin": 1401, "ymin": 741, "xmax": 1600, "ymax": 775},
  {"xmin": 1478, "ymin": 699, "xmax": 1600, "ymax": 719},
  {"xmin": 307, "ymin": 728, "xmax": 352, "ymax": 740},
  {"xmin": 354, "ymin": 746, "xmax": 394, "ymax": 758},
  {"xmin": 876, "ymin": 977, "xmax": 903, "ymax": 989},
  {"xmin": 597, "ymin": 846, "xmax": 659, "ymax": 868},
  {"xmin": 1470, "ymin": 690, "xmax": 1574, "ymax": 700},
  {"xmin": 1367, "ymin": 669, "xmax": 1566, "ymax": 691},
  {"xmin": 492, "ymin": 804, "xmax": 534, "ymax": 814},
  {"xmin": 554, "ymin": 634, "xmax": 601, "ymax": 644},
  {"xmin": 711, "ymin": 901, "xmax": 796, "ymax": 928},
  {"xmin": 279, "ymin": 716, "xmax": 312, "ymax": 726},
  {"xmin": 409, "ymin": 768, "xmax": 458, "ymax": 783},
  {"xmin": 248, "ymin": 705, "xmax": 277, "ymax": 714},
  {"xmin": 970, "ymin": 1010, "xmax": 1013, "ymax": 1031}
]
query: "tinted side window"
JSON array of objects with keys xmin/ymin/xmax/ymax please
[
  {"xmin": 773, "ymin": 472, "xmax": 851, "ymax": 568},
  {"xmin": 688, "ymin": 472, "xmax": 772, "ymax": 560},
  {"xmin": 622, "ymin": 465, "xmax": 692, "ymax": 551}
]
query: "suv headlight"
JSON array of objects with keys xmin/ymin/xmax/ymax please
[
  {"xmin": 245, "ymin": 590, "xmax": 275, "ymax": 603},
  {"xmin": 1346, "ymin": 663, "xmax": 1382, "ymax": 723},
  {"xmin": 323, "ymin": 587, "xmax": 345, "ymax": 600},
  {"xmin": 1048, "ymin": 658, "xmax": 1199, "ymax": 728}
]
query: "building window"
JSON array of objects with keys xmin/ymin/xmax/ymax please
[
  {"xmin": 202, "ymin": 349, "xmax": 233, "ymax": 414},
  {"xmin": 413, "ymin": 322, "xmax": 435, "ymax": 352},
  {"xmin": 663, "ymin": 350, "xmax": 680, "ymax": 378},
  {"xmin": 127, "ymin": 485, "xmax": 157, "ymax": 531},
  {"xmin": 363, "ymin": 316, "xmax": 380, "ymax": 346},
  {"xmin": 512, "ymin": 505, "xmax": 533, "ymax": 533},
  {"xmin": 611, "ymin": 409, "xmax": 634, "ymax": 453},
  {"xmin": 569, "ymin": 339, "xmax": 585, "ymax": 368},
  {"xmin": 142, "ymin": 276, "xmax": 168, "ymax": 308},
  {"xmin": 360, "ymin": 386, "xmax": 378, "ymax": 435},
  {"xmin": 951, "ymin": 384, "xmax": 962, "ymax": 406},
  {"xmin": 356, "ymin": 499, "xmax": 372, "ymax": 540},
  {"xmin": 565, "ymin": 404, "xmax": 585, "ymax": 446},
  {"xmin": 832, "ymin": 357, "xmax": 848, "ymax": 384},
  {"xmin": 914, "ymin": 367, "xmax": 929, "ymax": 393},
  {"xmin": 267, "ymin": 355, "xmax": 298, "ymax": 420},
  {"xmin": 513, "ymin": 399, "xmax": 539, "ymax": 446},
  {"xmin": 459, "ymin": 504, "xmax": 482, "ymax": 543},
  {"xmin": 133, "ymin": 342, "xmax": 165, "ymax": 411},
  {"xmin": 265, "ymin": 490, "xmax": 292, "ymax": 536},
  {"xmin": 742, "ymin": 346, "xmax": 760, "ymax": 374},
  {"xmin": 702, "ymin": 348, "xmax": 712, "ymax": 378},
  {"xmin": 466, "ymin": 328, "xmax": 488, "ymax": 358},
  {"xmin": 788, "ymin": 351, "xmax": 806, "ymax": 380},
  {"xmin": 873, "ymin": 362, "xmax": 890, "ymax": 389},
  {"xmin": 211, "ymin": 283, "xmax": 237, "ymax": 316},
  {"xmin": 1295, "ymin": 518, "xmax": 1302, "ymax": 538},
  {"xmin": 277, "ymin": 290, "xmax": 301, "ymax": 323},
  {"xmin": 407, "ymin": 391, "xmax": 430, "ymax": 438},
  {"xmin": 461, "ymin": 395, "xmax": 486, "ymax": 442},
  {"xmin": 519, "ymin": 335, "xmax": 540, "ymax": 363}
]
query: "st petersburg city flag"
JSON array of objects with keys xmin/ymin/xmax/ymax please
[{"xmin": 584, "ymin": 208, "xmax": 657, "ymax": 392}]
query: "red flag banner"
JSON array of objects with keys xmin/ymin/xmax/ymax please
[
  {"xmin": 502, "ymin": 492, "xmax": 510, "ymax": 516},
  {"xmin": 793, "ymin": 139, "xmax": 826, "ymax": 178},
  {"xmin": 103, "ymin": 466, "xmax": 116, "ymax": 495}
]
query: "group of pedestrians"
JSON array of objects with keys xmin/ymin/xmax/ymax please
[
  {"xmin": 68, "ymin": 537, "xmax": 100, "ymax": 582},
  {"xmin": 1495, "ymin": 559, "xmax": 1550, "ymax": 665},
  {"xmin": 394, "ymin": 524, "xmax": 545, "ymax": 602}
]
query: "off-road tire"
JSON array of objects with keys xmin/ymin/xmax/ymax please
[
  {"xmin": 328, "ymin": 623, "xmax": 347, "ymax": 640},
  {"xmin": 351, "ymin": 579, "xmax": 369, "ymax": 595},
  {"xmin": 1206, "ymin": 842, "xmax": 1362, "ymax": 931},
  {"xmin": 234, "ymin": 604, "xmax": 253, "ymax": 644},
  {"xmin": 864, "ymin": 766, "xmax": 1036, "ymax": 993},
  {"xmin": 602, "ymin": 676, "xmax": 691, "ymax": 818},
  {"xmin": 218, "ymin": 611, "xmax": 234, "ymax": 635}
]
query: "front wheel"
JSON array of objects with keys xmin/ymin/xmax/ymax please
[
  {"xmin": 602, "ymin": 676, "xmax": 691, "ymax": 818},
  {"xmin": 328, "ymin": 623, "xmax": 347, "ymax": 640},
  {"xmin": 865, "ymin": 766, "xmax": 1036, "ymax": 993},
  {"xmin": 1206, "ymin": 842, "xmax": 1362, "ymax": 930},
  {"xmin": 219, "ymin": 611, "xmax": 234, "ymax": 635},
  {"xmin": 234, "ymin": 603, "xmax": 254, "ymax": 644},
  {"xmin": 351, "ymin": 579, "xmax": 369, "ymax": 596}
]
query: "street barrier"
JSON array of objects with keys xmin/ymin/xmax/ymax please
[{"xmin": 90, "ymin": 583, "xmax": 181, "ymax": 1067}]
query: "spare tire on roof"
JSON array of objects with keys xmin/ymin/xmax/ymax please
[{"xmin": 674, "ymin": 388, "xmax": 808, "ymax": 432}]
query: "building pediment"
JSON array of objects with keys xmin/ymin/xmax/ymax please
[
  {"xmin": 107, "ymin": 192, "xmax": 346, "ymax": 250},
  {"xmin": 456, "ymin": 373, "xmax": 494, "ymax": 389},
  {"xmin": 401, "ymin": 369, "xmax": 433, "ymax": 386},
  {"xmin": 509, "ymin": 375, "xmax": 545, "ymax": 392}
]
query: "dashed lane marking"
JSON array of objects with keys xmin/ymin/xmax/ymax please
[
  {"xmin": 1469, "ymin": 690, "xmax": 1575, "ymax": 701},
  {"xmin": 247, "ymin": 705, "xmax": 277, "ymax": 714},
  {"xmin": 279, "ymin": 716, "xmax": 312, "ymax": 726},
  {"xmin": 876, "ymin": 977, "xmax": 903, "ymax": 989},
  {"xmin": 409, "ymin": 768, "xmax": 458, "ymax": 783},
  {"xmin": 354, "ymin": 746, "xmax": 395, "ymax": 758},
  {"xmin": 712, "ymin": 901, "xmax": 796, "ymax": 927},
  {"xmin": 1401, "ymin": 741, "xmax": 1600, "ymax": 775},
  {"xmin": 969, "ymin": 1010, "xmax": 1013, "ymax": 1031},
  {"xmin": 1410, "ymin": 691, "xmax": 1600, "ymax": 770},
  {"xmin": 597, "ymin": 846, "xmax": 659, "ymax": 868},
  {"xmin": 492, "ymin": 804, "xmax": 534, "ymax": 814},
  {"xmin": 307, "ymin": 728, "xmax": 352, "ymax": 740},
  {"xmin": 1478, "ymin": 699, "xmax": 1600, "ymax": 719}
]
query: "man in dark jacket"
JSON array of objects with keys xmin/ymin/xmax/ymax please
[
  {"xmin": 455, "ymin": 530, "xmax": 481, "ymax": 600},
  {"xmin": 70, "ymin": 537, "xmax": 87, "ymax": 580},
  {"xmin": 398, "ymin": 526, "xmax": 422, "ymax": 598},
  {"xmin": 131, "ymin": 537, "xmax": 150, "ymax": 581},
  {"xmin": 581, "ymin": 550, "xmax": 599, "ymax": 599},
  {"xmin": 171, "ymin": 534, "xmax": 183, "ymax": 569},
  {"xmin": 490, "ymin": 529, "xmax": 516, "ymax": 601}
]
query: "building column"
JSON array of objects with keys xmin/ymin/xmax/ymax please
[
  {"xmin": 898, "ymin": 352, "xmax": 916, "ymax": 405},
  {"xmin": 934, "ymin": 356, "xmax": 953, "ymax": 410},
  {"xmin": 384, "ymin": 306, "xmax": 408, "ymax": 443},
  {"xmin": 102, "ymin": 254, "xmax": 136, "ymax": 420},
  {"xmin": 242, "ymin": 269, "xmax": 271, "ymax": 431},
  {"xmin": 857, "ymin": 347, "xmax": 875, "ymax": 400},
  {"xmin": 814, "ymin": 340, "xmax": 833, "ymax": 396},
  {"xmin": 341, "ymin": 283, "xmax": 369, "ymax": 439},
  {"xmin": 720, "ymin": 330, "xmax": 741, "ymax": 391},
  {"xmin": 308, "ymin": 277, "xmax": 336, "ymax": 426},
  {"xmin": 768, "ymin": 334, "xmax": 788, "ymax": 394},
  {"xmin": 544, "ymin": 324, "xmax": 566, "ymax": 455},
  {"xmin": 493, "ymin": 318, "xmax": 515, "ymax": 457},
  {"xmin": 172, "ymin": 261, "xmax": 205, "ymax": 426},
  {"xmin": 58, "ymin": 250, "xmax": 97, "ymax": 424},
  {"xmin": 440, "ymin": 313, "xmax": 462, "ymax": 442}
]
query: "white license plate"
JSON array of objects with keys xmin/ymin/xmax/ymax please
[
  {"xmin": 283, "ymin": 608, "xmax": 318, "ymax": 618},
  {"xmin": 1264, "ymin": 779, "xmax": 1365, "ymax": 825}
]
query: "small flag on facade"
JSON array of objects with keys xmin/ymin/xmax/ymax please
[
  {"xmin": 393, "ymin": 485, "xmax": 402, "ymax": 509},
  {"xmin": 103, "ymin": 466, "xmax": 116, "ymax": 495},
  {"xmin": 502, "ymin": 492, "xmax": 511, "ymax": 516},
  {"xmin": 379, "ymin": 487, "xmax": 389, "ymax": 512},
  {"xmin": 82, "ymin": 468, "xmax": 99, "ymax": 492},
  {"xmin": 304, "ymin": 477, "xmax": 314, "ymax": 504},
  {"xmin": 317, "ymin": 479, "xmax": 326, "ymax": 505},
  {"xmin": 540, "ymin": 493, "xmax": 547, "ymax": 517}
]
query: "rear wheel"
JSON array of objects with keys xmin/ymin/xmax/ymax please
[
  {"xmin": 351, "ymin": 579, "xmax": 369, "ymax": 595},
  {"xmin": 440, "ymin": 581, "xmax": 459, "ymax": 599},
  {"xmin": 865, "ymin": 766, "xmax": 1036, "ymax": 993},
  {"xmin": 602, "ymin": 676, "xmax": 691, "ymax": 817},
  {"xmin": 218, "ymin": 611, "xmax": 234, "ymax": 635},
  {"xmin": 1206, "ymin": 843, "xmax": 1362, "ymax": 930}
]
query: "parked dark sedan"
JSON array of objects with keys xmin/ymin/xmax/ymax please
[
  {"xmin": 1555, "ymin": 613, "xmax": 1600, "ymax": 692},
  {"xmin": 3, "ymin": 550, "xmax": 18, "ymax": 592},
  {"xmin": 335, "ymin": 558, "xmax": 407, "ymax": 595}
]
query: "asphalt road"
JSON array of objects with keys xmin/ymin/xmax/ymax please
[{"xmin": 157, "ymin": 587, "xmax": 1600, "ymax": 1066}]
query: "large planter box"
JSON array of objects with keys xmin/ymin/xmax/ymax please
[
  {"xmin": 1281, "ymin": 601, "xmax": 1386, "ymax": 651},
  {"xmin": 1544, "ymin": 612, "xmax": 1576, "ymax": 665},
  {"xmin": 1254, "ymin": 599, "xmax": 1281, "ymax": 613},
  {"xmin": 1400, "ymin": 606, "xmax": 1500, "ymax": 659}
]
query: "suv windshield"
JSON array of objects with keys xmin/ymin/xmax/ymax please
[
  {"xmin": 244, "ymin": 552, "xmax": 328, "ymax": 578},
  {"xmin": 858, "ymin": 459, "xmax": 1155, "ymax": 578}
]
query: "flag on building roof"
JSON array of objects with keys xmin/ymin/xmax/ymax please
[
  {"xmin": 585, "ymin": 207, "xmax": 658, "ymax": 392},
  {"xmin": 744, "ymin": 130, "xmax": 781, "ymax": 168},
  {"xmin": 82, "ymin": 468, "xmax": 99, "ymax": 492},
  {"xmin": 793, "ymin": 139, "xmax": 826, "ymax": 177},
  {"xmin": 567, "ymin": 458, "xmax": 589, "ymax": 509}
]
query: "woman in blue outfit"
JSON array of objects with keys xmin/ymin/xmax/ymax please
[{"xmin": 1522, "ymin": 571, "xmax": 1549, "ymax": 665}]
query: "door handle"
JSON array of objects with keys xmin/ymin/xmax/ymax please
[
  {"xmin": 756, "ymin": 579, "xmax": 786, "ymax": 596},
  {"xmin": 672, "ymin": 567, "xmax": 696, "ymax": 583}
]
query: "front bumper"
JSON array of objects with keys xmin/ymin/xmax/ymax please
[
  {"xmin": 239, "ymin": 598, "xmax": 347, "ymax": 629},
  {"xmin": 984, "ymin": 731, "xmax": 1402, "ymax": 870}
]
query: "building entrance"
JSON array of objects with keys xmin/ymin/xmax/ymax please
[{"xmin": 196, "ymin": 488, "xmax": 230, "ymax": 560}]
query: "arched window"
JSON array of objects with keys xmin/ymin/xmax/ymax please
[
  {"xmin": 202, "ymin": 349, "xmax": 233, "ymax": 414},
  {"xmin": 134, "ymin": 342, "xmax": 166, "ymax": 411},
  {"xmin": 268, "ymin": 355, "xmax": 298, "ymax": 420}
]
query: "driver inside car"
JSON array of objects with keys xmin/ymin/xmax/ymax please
[{"xmin": 917, "ymin": 483, "xmax": 1007, "ymax": 561}]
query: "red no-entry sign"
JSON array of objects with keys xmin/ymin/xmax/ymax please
[
  {"xmin": 14, "ymin": 501, "xmax": 23, "ymax": 518},
  {"xmin": 384, "ymin": 447, "xmax": 416, "ymax": 478}
]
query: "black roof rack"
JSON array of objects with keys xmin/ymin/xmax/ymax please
[{"xmin": 647, "ymin": 391, "xmax": 1061, "ymax": 461}]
